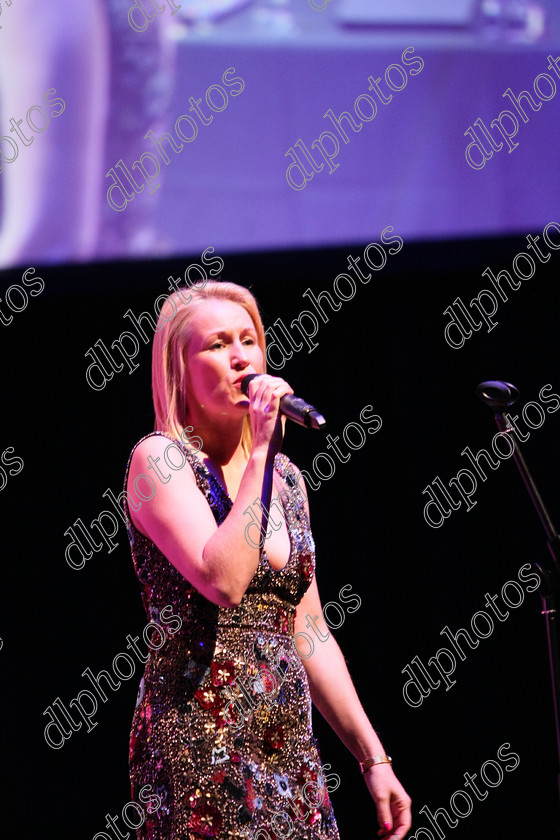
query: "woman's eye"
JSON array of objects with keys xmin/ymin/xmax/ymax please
[
  {"xmin": 243, "ymin": 338, "xmax": 255, "ymax": 346},
  {"xmin": 209, "ymin": 342, "xmax": 224, "ymax": 350}
]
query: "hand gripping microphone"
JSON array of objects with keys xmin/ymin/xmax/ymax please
[{"xmin": 241, "ymin": 374, "xmax": 326, "ymax": 430}]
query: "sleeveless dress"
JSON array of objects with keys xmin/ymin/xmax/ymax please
[{"xmin": 123, "ymin": 432, "xmax": 341, "ymax": 840}]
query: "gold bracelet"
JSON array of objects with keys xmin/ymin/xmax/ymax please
[{"xmin": 359, "ymin": 755, "xmax": 392, "ymax": 773}]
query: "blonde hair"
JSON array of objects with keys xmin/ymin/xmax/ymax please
[{"xmin": 152, "ymin": 280, "xmax": 267, "ymax": 454}]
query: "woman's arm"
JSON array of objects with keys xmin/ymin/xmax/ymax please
[
  {"xmin": 128, "ymin": 433, "xmax": 268, "ymax": 607},
  {"xmin": 295, "ymin": 580, "xmax": 411, "ymax": 838},
  {"xmin": 127, "ymin": 375, "xmax": 292, "ymax": 608},
  {"xmin": 291, "ymin": 468, "xmax": 412, "ymax": 839}
]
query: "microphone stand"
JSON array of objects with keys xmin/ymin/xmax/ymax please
[{"xmin": 477, "ymin": 381, "xmax": 560, "ymax": 815}]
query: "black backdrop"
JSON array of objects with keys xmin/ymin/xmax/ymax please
[{"xmin": 1, "ymin": 233, "xmax": 559, "ymax": 838}]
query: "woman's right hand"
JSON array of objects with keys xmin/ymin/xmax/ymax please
[{"xmin": 245, "ymin": 374, "xmax": 294, "ymax": 456}]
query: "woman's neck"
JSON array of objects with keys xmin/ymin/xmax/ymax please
[{"xmin": 191, "ymin": 418, "xmax": 247, "ymax": 468}]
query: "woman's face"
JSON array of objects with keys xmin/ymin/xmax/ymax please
[{"xmin": 183, "ymin": 298, "xmax": 264, "ymax": 424}]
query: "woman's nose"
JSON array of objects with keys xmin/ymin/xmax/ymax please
[{"xmin": 231, "ymin": 341, "xmax": 249, "ymax": 366}]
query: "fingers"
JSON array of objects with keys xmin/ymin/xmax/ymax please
[
  {"xmin": 246, "ymin": 375, "xmax": 294, "ymax": 451},
  {"xmin": 375, "ymin": 799, "xmax": 393, "ymax": 838},
  {"xmin": 367, "ymin": 771, "xmax": 412, "ymax": 840},
  {"xmin": 247, "ymin": 374, "xmax": 293, "ymax": 405},
  {"xmin": 247, "ymin": 375, "xmax": 293, "ymax": 420},
  {"xmin": 389, "ymin": 798, "xmax": 412, "ymax": 839}
]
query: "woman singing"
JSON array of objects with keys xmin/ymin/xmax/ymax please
[{"xmin": 123, "ymin": 279, "xmax": 411, "ymax": 840}]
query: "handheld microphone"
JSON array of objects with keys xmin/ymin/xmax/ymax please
[{"xmin": 241, "ymin": 374, "xmax": 326, "ymax": 430}]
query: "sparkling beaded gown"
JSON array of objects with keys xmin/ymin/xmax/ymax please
[{"xmin": 123, "ymin": 433, "xmax": 340, "ymax": 840}]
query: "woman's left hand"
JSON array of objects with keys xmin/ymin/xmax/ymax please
[{"xmin": 363, "ymin": 763, "xmax": 412, "ymax": 840}]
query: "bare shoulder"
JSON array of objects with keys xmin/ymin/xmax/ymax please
[
  {"xmin": 129, "ymin": 433, "xmax": 196, "ymax": 478},
  {"xmin": 127, "ymin": 433, "xmax": 201, "ymax": 531},
  {"xmin": 124, "ymin": 433, "xmax": 225, "ymax": 599}
]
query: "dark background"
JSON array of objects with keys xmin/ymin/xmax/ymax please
[{"xmin": 1, "ymin": 232, "xmax": 559, "ymax": 838}]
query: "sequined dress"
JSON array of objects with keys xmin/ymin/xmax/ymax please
[{"xmin": 123, "ymin": 433, "xmax": 340, "ymax": 840}]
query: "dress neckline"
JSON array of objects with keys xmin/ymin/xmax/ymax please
[{"xmin": 127, "ymin": 433, "xmax": 297, "ymax": 575}]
